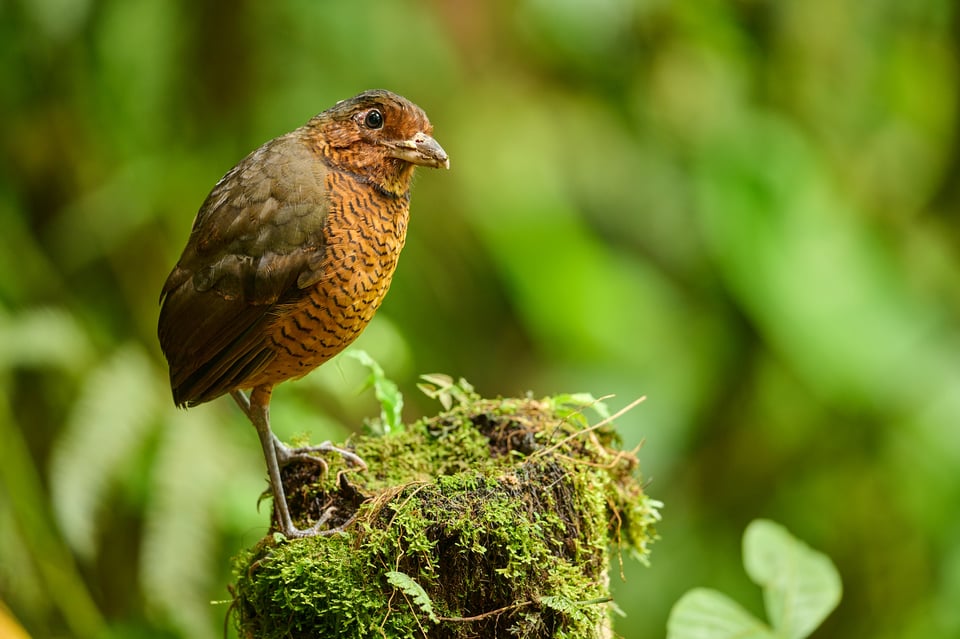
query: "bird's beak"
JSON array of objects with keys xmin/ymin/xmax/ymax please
[{"xmin": 387, "ymin": 132, "xmax": 450, "ymax": 169}]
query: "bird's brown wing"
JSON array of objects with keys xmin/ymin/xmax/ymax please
[{"xmin": 158, "ymin": 131, "xmax": 331, "ymax": 406}]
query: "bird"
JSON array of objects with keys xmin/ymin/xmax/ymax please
[{"xmin": 158, "ymin": 89, "xmax": 448, "ymax": 537}]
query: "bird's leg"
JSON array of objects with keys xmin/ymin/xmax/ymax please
[
  {"xmin": 230, "ymin": 389, "xmax": 254, "ymax": 420},
  {"xmin": 231, "ymin": 389, "xmax": 366, "ymax": 473},
  {"xmin": 236, "ymin": 387, "xmax": 341, "ymax": 538}
]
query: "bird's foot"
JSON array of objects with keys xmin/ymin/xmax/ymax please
[
  {"xmin": 279, "ymin": 506, "xmax": 358, "ymax": 538},
  {"xmin": 272, "ymin": 433, "xmax": 368, "ymax": 473},
  {"xmin": 230, "ymin": 390, "xmax": 365, "ymax": 538}
]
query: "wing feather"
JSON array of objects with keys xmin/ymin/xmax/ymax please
[{"xmin": 158, "ymin": 130, "xmax": 330, "ymax": 406}]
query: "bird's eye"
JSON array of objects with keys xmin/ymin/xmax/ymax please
[{"xmin": 363, "ymin": 109, "xmax": 384, "ymax": 129}]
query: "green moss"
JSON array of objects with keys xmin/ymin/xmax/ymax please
[{"xmin": 232, "ymin": 393, "xmax": 660, "ymax": 638}]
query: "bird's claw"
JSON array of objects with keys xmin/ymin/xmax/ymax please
[
  {"xmin": 272, "ymin": 435, "xmax": 367, "ymax": 472},
  {"xmin": 283, "ymin": 506, "xmax": 334, "ymax": 538},
  {"xmin": 279, "ymin": 506, "xmax": 358, "ymax": 538},
  {"xmin": 269, "ymin": 435, "xmax": 365, "ymax": 538}
]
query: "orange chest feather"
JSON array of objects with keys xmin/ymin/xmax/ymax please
[{"xmin": 253, "ymin": 175, "xmax": 410, "ymax": 383}]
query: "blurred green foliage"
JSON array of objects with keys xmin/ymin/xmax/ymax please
[
  {"xmin": 1, "ymin": 0, "xmax": 958, "ymax": 638},
  {"xmin": 668, "ymin": 520, "xmax": 842, "ymax": 639}
]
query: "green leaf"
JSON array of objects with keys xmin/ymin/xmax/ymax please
[
  {"xmin": 386, "ymin": 570, "xmax": 438, "ymax": 623},
  {"xmin": 417, "ymin": 373, "xmax": 455, "ymax": 410},
  {"xmin": 743, "ymin": 520, "xmax": 842, "ymax": 639},
  {"xmin": 0, "ymin": 307, "xmax": 92, "ymax": 371},
  {"xmin": 345, "ymin": 350, "xmax": 403, "ymax": 434},
  {"xmin": 667, "ymin": 588, "xmax": 776, "ymax": 639},
  {"xmin": 49, "ymin": 345, "xmax": 160, "ymax": 558},
  {"xmin": 417, "ymin": 373, "xmax": 478, "ymax": 410},
  {"xmin": 141, "ymin": 408, "xmax": 238, "ymax": 638},
  {"xmin": 667, "ymin": 520, "xmax": 842, "ymax": 639},
  {"xmin": 550, "ymin": 392, "xmax": 611, "ymax": 422}
]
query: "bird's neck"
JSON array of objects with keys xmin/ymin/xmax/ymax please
[
  {"xmin": 365, "ymin": 160, "xmax": 416, "ymax": 199},
  {"xmin": 305, "ymin": 129, "xmax": 415, "ymax": 199},
  {"xmin": 325, "ymin": 162, "xmax": 413, "ymax": 201}
]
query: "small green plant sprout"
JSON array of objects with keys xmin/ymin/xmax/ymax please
[
  {"xmin": 346, "ymin": 350, "xmax": 405, "ymax": 434},
  {"xmin": 667, "ymin": 519, "xmax": 842, "ymax": 639},
  {"xmin": 547, "ymin": 392, "xmax": 612, "ymax": 422},
  {"xmin": 416, "ymin": 373, "xmax": 479, "ymax": 410},
  {"xmin": 386, "ymin": 571, "xmax": 439, "ymax": 624}
]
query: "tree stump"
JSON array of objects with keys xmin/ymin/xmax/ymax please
[{"xmin": 231, "ymin": 389, "xmax": 659, "ymax": 639}]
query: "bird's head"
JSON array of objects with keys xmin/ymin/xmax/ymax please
[{"xmin": 307, "ymin": 89, "xmax": 449, "ymax": 196}]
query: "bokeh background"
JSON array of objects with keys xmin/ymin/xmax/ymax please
[{"xmin": 2, "ymin": 0, "xmax": 959, "ymax": 637}]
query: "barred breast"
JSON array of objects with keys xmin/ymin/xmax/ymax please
[{"xmin": 243, "ymin": 171, "xmax": 410, "ymax": 386}]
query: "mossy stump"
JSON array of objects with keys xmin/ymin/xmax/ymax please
[{"xmin": 231, "ymin": 393, "xmax": 659, "ymax": 638}]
